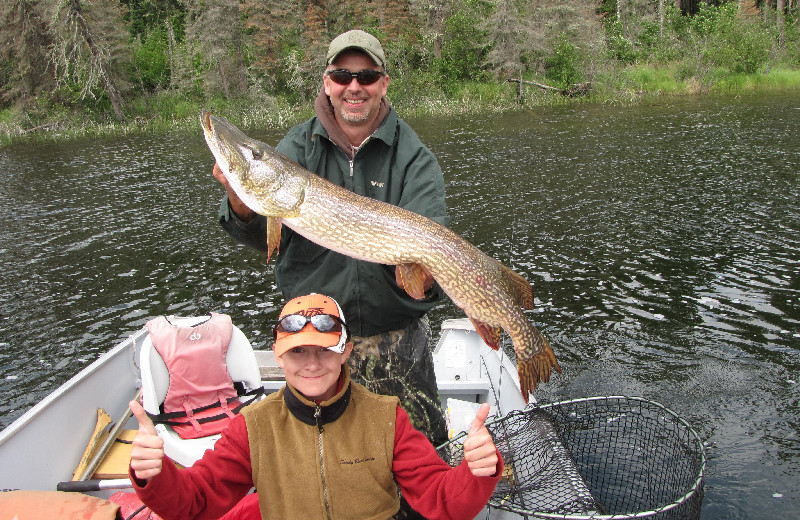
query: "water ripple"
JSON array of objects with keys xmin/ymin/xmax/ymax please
[{"xmin": 2, "ymin": 95, "xmax": 799, "ymax": 518}]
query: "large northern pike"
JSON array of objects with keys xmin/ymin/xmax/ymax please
[{"xmin": 201, "ymin": 111, "xmax": 560, "ymax": 402}]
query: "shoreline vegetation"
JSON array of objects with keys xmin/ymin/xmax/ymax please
[
  {"xmin": 4, "ymin": 65, "xmax": 800, "ymax": 146},
  {"xmin": 2, "ymin": 1, "xmax": 799, "ymax": 146}
]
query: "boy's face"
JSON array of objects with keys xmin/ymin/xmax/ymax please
[{"xmin": 276, "ymin": 343, "xmax": 353, "ymax": 402}]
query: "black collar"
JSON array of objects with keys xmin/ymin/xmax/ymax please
[{"xmin": 283, "ymin": 376, "xmax": 351, "ymax": 432}]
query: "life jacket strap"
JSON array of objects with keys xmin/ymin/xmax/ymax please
[{"xmin": 147, "ymin": 387, "xmax": 264, "ymax": 427}]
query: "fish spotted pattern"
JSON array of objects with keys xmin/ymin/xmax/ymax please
[{"xmin": 201, "ymin": 111, "xmax": 561, "ymax": 402}]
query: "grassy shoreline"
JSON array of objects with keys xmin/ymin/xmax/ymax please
[{"xmin": 2, "ymin": 65, "xmax": 800, "ymax": 146}]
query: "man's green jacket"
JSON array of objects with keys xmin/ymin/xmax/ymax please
[{"xmin": 219, "ymin": 106, "xmax": 450, "ymax": 337}]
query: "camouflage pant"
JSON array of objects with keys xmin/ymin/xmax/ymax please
[
  {"xmin": 347, "ymin": 315, "xmax": 448, "ymax": 446},
  {"xmin": 348, "ymin": 316, "xmax": 448, "ymax": 520}
]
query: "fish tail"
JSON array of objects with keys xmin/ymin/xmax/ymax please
[{"xmin": 517, "ymin": 335, "xmax": 561, "ymax": 403}]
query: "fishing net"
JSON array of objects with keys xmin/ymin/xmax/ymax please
[{"xmin": 437, "ymin": 396, "xmax": 706, "ymax": 519}]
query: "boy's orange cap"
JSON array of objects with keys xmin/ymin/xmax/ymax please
[{"xmin": 273, "ymin": 293, "xmax": 347, "ymax": 357}]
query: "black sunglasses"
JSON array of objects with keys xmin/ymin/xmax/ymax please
[
  {"xmin": 272, "ymin": 313, "xmax": 348, "ymax": 338},
  {"xmin": 326, "ymin": 69, "xmax": 385, "ymax": 86}
]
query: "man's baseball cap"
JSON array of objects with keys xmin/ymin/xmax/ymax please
[
  {"xmin": 272, "ymin": 293, "xmax": 349, "ymax": 357},
  {"xmin": 326, "ymin": 30, "xmax": 385, "ymax": 68}
]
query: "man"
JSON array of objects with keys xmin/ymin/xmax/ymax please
[
  {"xmin": 128, "ymin": 294, "xmax": 502, "ymax": 520},
  {"xmin": 214, "ymin": 30, "xmax": 450, "ymax": 449}
]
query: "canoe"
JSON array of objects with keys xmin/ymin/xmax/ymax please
[
  {"xmin": 0, "ymin": 317, "xmax": 537, "ymax": 518},
  {"xmin": 1, "ymin": 317, "xmax": 705, "ymax": 520}
]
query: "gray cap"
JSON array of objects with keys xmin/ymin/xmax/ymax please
[{"xmin": 326, "ymin": 30, "xmax": 385, "ymax": 68}]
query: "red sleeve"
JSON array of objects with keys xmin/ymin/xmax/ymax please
[
  {"xmin": 130, "ymin": 414, "xmax": 255, "ymax": 520},
  {"xmin": 391, "ymin": 405, "xmax": 503, "ymax": 520}
]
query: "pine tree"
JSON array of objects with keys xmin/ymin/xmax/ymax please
[
  {"xmin": 0, "ymin": 0, "xmax": 55, "ymax": 105},
  {"xmin": 48, "ymin": 0, "xmax": 131, "ymax": 121}
]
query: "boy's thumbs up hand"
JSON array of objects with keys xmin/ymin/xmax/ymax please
[
  {"xmin": 463, "ymin": 403, "xmax": 499, "ymax": 477},
  {"xmin": 129, "ymin": 399, "xmax": 164, "ymax": 481},
  {"xmin": 130, "ymin": 399, "xmax": 157, "ymax": 435}
]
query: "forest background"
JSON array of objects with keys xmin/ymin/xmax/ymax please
[{"xmin": 1, "ymin": 0, "xmax": 800, "ymax": 143}]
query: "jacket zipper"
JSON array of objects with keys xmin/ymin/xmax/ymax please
[
  {"xmin": 316, "ymin": 405, "xmax": 332, "ymax": 520},
  {"xmin": 348, "ymin": 135, "xmax": 371, "ymax": 177}
]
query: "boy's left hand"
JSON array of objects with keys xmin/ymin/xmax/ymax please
[{"xmin": 462, "ymin": 403, "xmax": 499, "ymax": 477}]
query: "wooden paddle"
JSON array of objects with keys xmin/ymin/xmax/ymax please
[
  {"xmin": 72, "ymin": 408, "xmax": 112, "ymax": 481},
  {"xmin": 73, "ymin": 389, "xmax": 142, "ymax": 482}
]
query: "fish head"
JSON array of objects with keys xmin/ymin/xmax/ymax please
[{"xmin": 201, "ymin": 111, "xmax": 308, "ymax": 217}]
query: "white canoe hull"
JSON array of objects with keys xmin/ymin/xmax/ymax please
[
  {"xmin": 0, "ymin": 329, "xmax": 144, "ymax": 492},
  {"xmin": 0, "ymin": 318, "xmax": 530, "ymax": 519}
]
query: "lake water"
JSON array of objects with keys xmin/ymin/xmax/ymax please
[{"xmin": 1, "ymin": 92, "xmax": 798, "ymax": 518}]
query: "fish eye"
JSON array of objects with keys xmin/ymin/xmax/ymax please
[{"xmin": 252, "ymin": 148, "xmax": 263, "ymax": 160}]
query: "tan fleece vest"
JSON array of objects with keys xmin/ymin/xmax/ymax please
[{"xmin": 242, "ymin": 381, "xmax": 400, "ymax": 519}]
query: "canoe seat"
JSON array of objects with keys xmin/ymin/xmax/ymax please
[{"xmin": 139, "ymin": 317, "xmax": 262, "ymax": 468}]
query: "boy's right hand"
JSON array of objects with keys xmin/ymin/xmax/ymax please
[{"xmin": 129, "ymin": 400, "xmax": 164, "ymax": 481}]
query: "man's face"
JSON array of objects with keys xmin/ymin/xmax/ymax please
[{"xmin": 324, "ymin": 50, "xmax": 389, "ymax": 127}]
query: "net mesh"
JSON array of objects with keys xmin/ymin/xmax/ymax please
[{"xmin": 437, "ymin": 396, "xmax": 706, "ymax": 519}]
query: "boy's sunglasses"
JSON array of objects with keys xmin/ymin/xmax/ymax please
[
  {"xmin": 272, "ymin": 313, "xmax": 348, "ymax": 339},
  {"xmin": 325, "ymin": 69, "xmax": 385, "ymax": 86}
]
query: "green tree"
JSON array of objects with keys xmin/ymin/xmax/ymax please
[
  {"xmin": 692, "ymin": 2, "xmax": 772, "ymax": 74},
  {"xmin": 438, "ymin": 0, "xmax": 491, "ymax": 83},
  {"xmin": 185, "ymin": 0, "xmax": 247, "ymax": 99},
  {"xmin": 133, "ymin": 28, "xmax": 170, "ymax": 92},
  {"xmin": 410, "ymin": 0, "xmax": 450, "ymax": 59},
  {"xmin": 120, "ymin": 0, "xmax": 187, "ymax": 91},
  {"xmin": 120, "ymin": 0, "xmax": 186, "ymax": 40},
  {"xmin": 483, "ymin": 0, "xmax": 529, "ymax": 77},
  {"xmin": 522, "ymin": 1, "xmax": 598, "ymax": 76},
  {"xmin": 546, "ymin": 33, "xmax": 583, "ymax": 86}
]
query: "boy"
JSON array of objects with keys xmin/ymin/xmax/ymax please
[{"xmin": 129, "ymin": 293, "xmax": 502, "ymax": 520}]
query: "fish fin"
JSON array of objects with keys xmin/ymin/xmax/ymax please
[
  {"xmin": 516, "ymin": 330, "xmax": 561, "ymax": 403},
  {"xmin": 265, "ymin": 217, "xmax": 282, "ymax": 262},
  {"xmin": 470, "ymin": 319, "xmax": 503, "ymax": 351},
  {"xmin": 396, "ymin": 263, "xmax": 427, "ymax": 300},
  {"xmin": 505, "ymin": 267, "xmax": 534, "ymax": 309}
]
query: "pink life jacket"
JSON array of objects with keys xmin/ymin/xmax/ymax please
[{"xmin": 146, "ymin": 313, "xmax": 240, "ymax": 439}]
